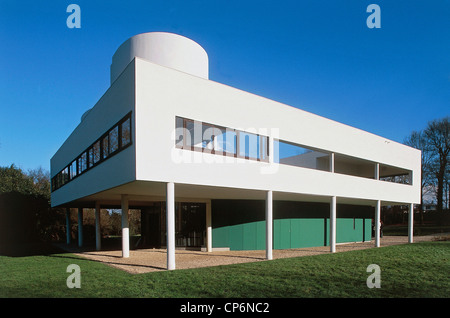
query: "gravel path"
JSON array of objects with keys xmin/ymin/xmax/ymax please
[{"xmin": 57, "ymin": 235, "xmax": 444, "ymax": 274}]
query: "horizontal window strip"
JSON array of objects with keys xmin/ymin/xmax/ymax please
[
  {"xmin": 175, "ymin": 116, "xmax": 269, "ymax": 162},
  {"xmin": 51, "ymin": 112, "xmax": 132, "ymax": 192}
]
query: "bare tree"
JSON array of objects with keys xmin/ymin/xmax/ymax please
[
  {"xmin": 404, "ymin": 130, "xmax": 434, "ymax": 224},
  {"xmin": 27, "ymin": 166, "xmax": 51, "ymax": 199},
  {"xmin": 423, "ymin": 117, "xmax": 450, "ymax": 217}
]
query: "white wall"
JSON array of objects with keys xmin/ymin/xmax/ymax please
[
  {"xmin": 51, "ymin": 56, "xmax": 421, "ymax": 207},
  {"xmin": 134, "ymin": 58, "xmax": 421, "ymax": 205},
  {"xmin": 50, "ymin": 61, "xmax": 136, "ymax": 207}
]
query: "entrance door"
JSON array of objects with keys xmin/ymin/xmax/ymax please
[
  {"xmin": 141, "ymin": 204, "xmax": 162, "ymax": 248},
  {"xmin": 176, "ymin": 202, "xmax": 206, "ymax": 248},
  {"xmin": 141, "ymin": 202, "xmax": 206, "ymax": 249}
]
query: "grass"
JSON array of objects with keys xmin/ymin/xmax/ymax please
[{"xmin": 0, "ymin": 241, "xmax": 449, "ymax": 298}]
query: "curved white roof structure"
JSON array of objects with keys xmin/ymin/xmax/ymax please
[{"xmin": 110, "ymin": 32, "xmax": 209, "ymax": 84}]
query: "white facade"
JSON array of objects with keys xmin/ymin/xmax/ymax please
[{"xmin": 51, "ymin": 32, "xmax": 421, "ymax": 269}]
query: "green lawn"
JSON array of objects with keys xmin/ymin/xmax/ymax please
[{"xmin": 0, "ymin": 241, "xmax": 448, "ymax": 298}]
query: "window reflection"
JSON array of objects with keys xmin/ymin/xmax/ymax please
[{"xmin": 175, "ymin": 116, "xmax": 269, "ymax": 162}]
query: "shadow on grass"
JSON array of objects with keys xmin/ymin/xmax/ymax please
[
  {"xmin": 0, "ymin": 241, "xmax": 168, "ymax": 272},
  {"xmin": 49, "ymin": 253, "xmax": 167, "ymax": 272},
  {"xmin": 0, "ymin": 242, "xmax": 66, "ymax": 257}
]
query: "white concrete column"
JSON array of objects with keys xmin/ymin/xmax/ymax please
[
  {"xmin": 77, "ymin": 208, "xmax": 83, "ymax": 248},
  {"xmin": 121, "ymin": 195, "xmax": 130, "ymax": 258},
  {"xmin": 408, "ymin": 203, "xmax": 414, "ymax": 243},
  {"xmin": 95, "ymin": 202, "xmax": 101, "ymax": 251},
  {"xmin": 206, "ymin": 201, "xmax": 212, "ymax": 252},
  {"xmin": 66, "ymin": 208, "xmax": 71, "ymax": 245},
  {"xmin": 330, "ymin": 196, "xmax": 336, "ymax": 253},
  {"xmin": 166, "ymin": 182, "xmax": 176, "ymax": 270},
  {"xmin": 329, "ymin": 152, "xmax": 335, "ymax": 173},
  {"xmin": 374, "ymin": 163, "xmax": 380, "ymax": 180},
  {"xmin": 375, "ymin": 200, "xmax": 381, "ymax": 247},
  {"xmin": 266, "ymin": 190, "xmax": 273, "ymax": 260}
]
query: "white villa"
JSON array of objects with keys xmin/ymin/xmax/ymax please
[{"xmin": 51, "ymin": 32, "xmax": 421, "ymax": 270}]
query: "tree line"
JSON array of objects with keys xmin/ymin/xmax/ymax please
[{"xmin": 0, "ymin": 165, "xmax": 140, "ymax": 246}]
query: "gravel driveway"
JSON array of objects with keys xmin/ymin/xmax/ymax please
[{"xmin": 57, "ymin": 235, "xmax": 443, "ymax": 274}]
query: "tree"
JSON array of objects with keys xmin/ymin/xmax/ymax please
[
  {"xmin": 0, "ymin": 165, "xmax": 63, "ymax": 244},
  {"xmin": 424, "ymin": 117, "xmax": 450, "ymax": 216},
  {"xmin": 404, "ymin": 116, "xmax": 450, "ymax": 225},
  {"xmin": 0, "ymin": 164, "xmax": 36, "ymax": 195},
  {"xmin": 404, "ymin": 130, "xmax": 434, "ymax": 223},
  {"xmin": 0, "ymin": 164, "xmax": 51, "ymax": 199},
  {"xmin": 27, "ymin": 166, "xmax": 51, "ymax": 200}
]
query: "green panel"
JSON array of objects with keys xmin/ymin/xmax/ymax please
[
  {"xmin": 298, "ymin": 218, "xmax": 326, "ymax": 248},
  {"xmin": 355, "ymin": 218, "xmax": 363, "ymax": 241},
  {"xmin": 211, "ymin": 198, "xmax": 374, "ymax": 251},
  {"xmin": 214, "ymin": 218, "xmax": 372, "ymax": 251},
  {"xmin": 274, "ymin": 219, "xmax": 291, "ymax": 249},
  {"xmin": 243, "ymin": 222, "xmax": 257, "ymax": 250},
  {"xmin": 213, "ymin": 221, "xmax": 266, "ymax": 251},
  {"xmin": 364, "ymin": 218, "xmax": 372, "ymax": 241},
  {"xmin": 242, "ymin": 221, "xmax": 266, "ymax": 250},
  {"xmin": 325, "ymin": 218, "xmax": 330, "ymax": 246},
  {"xmin": 336, "ymin": 218, "xmax": 371, "ymax": 243},
  {"xmin": 273, "ymin": 220, "xmax": 281, "ymax": 249},
  {"xmin": 229, "ymin": 224, "xmax": 244, "ymax": 250},
  {"xmin": 337, "ymin": 218, "xmax": 353, "ymax": 243},
  {"xmin": 212, "ymin": 226, "xmax": 229, "ymax": 248},
  {"xmin": 256, "ymin": 221, "xmax": 266, "ymax": 250},
  {"xmin": 290, "ymin": 219, "xmax": 302, "ymax": 248},
  {"xmin": 274, "ymin": 218, "xmax": 328, "ymax": 249},
  {"xmin": 281, "ymin": 219, "xmax": 291, "ymax": 248}
]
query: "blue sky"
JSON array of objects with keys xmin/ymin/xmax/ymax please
[{"xmin": 0, "ymin": 0, "xmax": 449, "ymax": 173}]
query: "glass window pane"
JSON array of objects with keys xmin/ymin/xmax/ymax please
[
  {"xmin": 92, "ymin": 141, "xmax": 101, "ymax": 164},
  {"xmin": 77, "ymin": 153, "xmax": 87, "ymax": 174},
  {"xmin": 202, "ymin": 123, "xmax": 216, "ymax": 151},
  {"xmin": 222, "ymin": 129, "xmax": 237, "ymax": 155},
  {"xmin": 185, "ymin": 120, "xmax": 195, "ymax": 148},
  {"xmin": 70, "ymin": 161, "xmax": 77, "ymax": 179},
  {"xmin": 62, "ymin": 167, "xmax": 69, "ymax": 184},
  {"xmin": 203, "ymin": 125, "xmax": 227, "ymax": 154},
  {"xmin": 109, "ymin": 126, "xmax": 119, "ymax": 153},
  {"xmin": 87, "ymin": 148, "xmax": 93, "ymax": 168},
  {"xmin": 274, "ymin": 139, "xmax": 329, "ymax": 170},
  {"xmin": 238, "ymin": 131, "xmax": 259, "ymax": 159},
  {"xmin": 121, "ymin": 117, "xmax": 131, "ymax": 147},
  {"xmin": 214, "ymin": 127, "xmax": 225, "ymax": 153},
  {"xmin": 77, "ymin": 157, "xmax": 82, "ymax": 175},
  {"xmin": 102, "ymin": 135, "xmax": 109, "ymax": 159},
  {"xmin": 175, "ymin": 117, "xmax": 184, "ymax": 147},
  {"xmin": 81, "ymin": 152, "xmax": 87, "ymax": 172}
]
